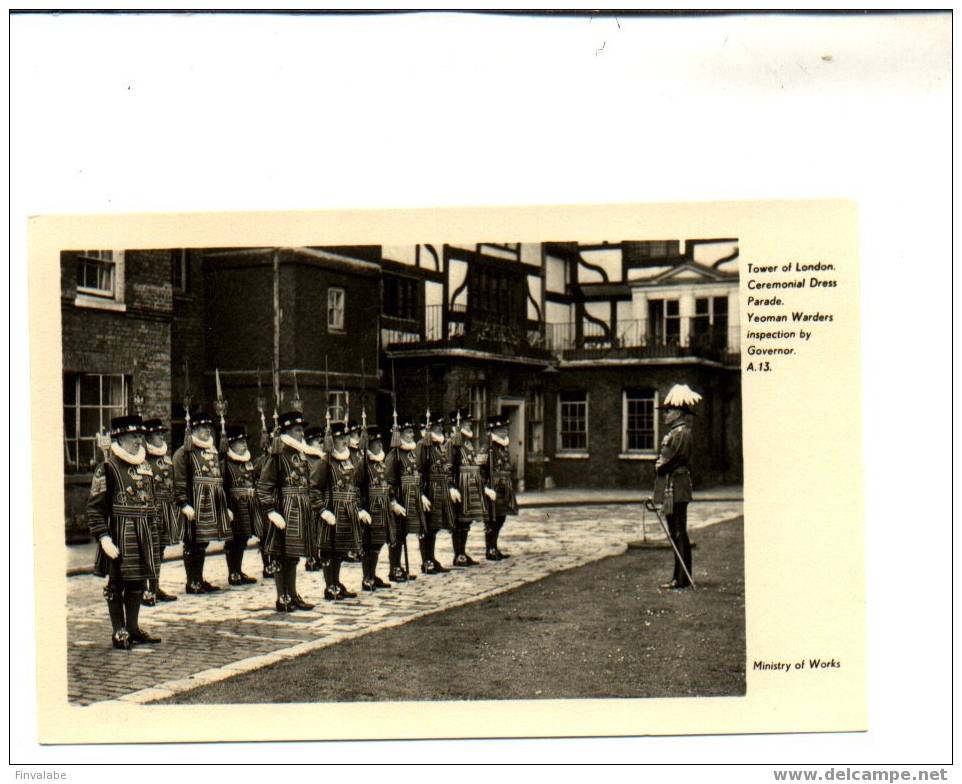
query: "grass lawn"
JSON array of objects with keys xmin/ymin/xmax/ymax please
[{"xmin": 165, "ymin": 516, "xmax": 745, "ymax": 703}]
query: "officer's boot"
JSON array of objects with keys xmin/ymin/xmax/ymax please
[
  {"xmin": 459, "ymin": 528, "xmax": 479, "ymax": 567},
  {"xmin": 388, "ymin": 542, "xmax": 404, "ymax": 582},
  {"xmin": 106, "ymin": 584, "xmax": 130, "ymax": 650},
  {"xmin": 125, "ymin": 587, "xmax": 161, "ymax": 645},
  {"xmin": 371, "ymin": 545, "xmax": 390, "ymax": 588},
  {"xmin": 419, "ymin": 534, "xmax": 436, "ymax": 574}
]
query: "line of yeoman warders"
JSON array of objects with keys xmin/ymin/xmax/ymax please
[{"xmin": 85, "ymin": 368, "xmax": 703, "ymax": 651}]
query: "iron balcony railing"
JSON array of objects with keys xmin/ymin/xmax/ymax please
[
  {"xmin": 384, "ymin": 307, "xmax": 740, "ymax": 365},
  {"xmin": 544, "ymin": 319, "xmax": 741, "ymax": 364},
  {"xmin": 384, "ymin": 304, "xmax": 556, "ymax": 362}
]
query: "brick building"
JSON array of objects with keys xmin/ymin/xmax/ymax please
[{"xmin": 60, "ymin": 240, "xmax": 741, "ymax": 541}]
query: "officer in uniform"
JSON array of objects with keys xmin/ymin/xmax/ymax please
[
  {"xmin": 221, "ymin": 424, "xmax": 259, "ymax": 587},
  {"xmin": 656, "ymin": 384, "xmax": 700, "ymax": 590},
  {"xmin": 360, "ymin": 424, "xmax": 402, "ymax": 591},
  {"xmin": 317, "ymin": 421, "xmax": 369, "ymax": 600},
  {"xmin": 449, "ymin": 408, "xmax": 484, "ymax": 567},
  {"xmin": 301, "ymin": 425, "xmax": 327, "ymax": 572},
  {"xmin": 256, "ymin": 410, "xmax": 316, "ymax": 612},
  {"xmin": 485, "ymin": 415, "xmax": 517, "ymax": 560},
  {"xmin": 143, "ymin": 418, "xmax": 180, "ymax": 603},
  {"xmin": 383, "ymin": 416, "xmax": 422, "ymax": 583},
  {"xmin": 423, "ymin": 415, "xmax": 458, "ymax": 574},
  {"xmin": 86, "ymin": 414, "xmax": 161, "ymax": 649},
  {"xmin": 173, "ymin": 411, "xmax": 232, "ymax": 594}
]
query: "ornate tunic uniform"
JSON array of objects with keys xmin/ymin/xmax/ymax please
[
  {"xmin": 223, "ymin": 451, "xmax": 261, "ymax": 540},
  {"xmin": 654, "ymin": 420, "xmax": 693, "ymax": 515},
  {"xmin": 318, "ymin": 452, "xmax": 365, "ymax": 556},
  {"xmin": 146, "ymin": 448, "xmax": 182, "ymax": 552},
  {"xmin": 425, "ymin": 439, "xmax": 458, "ymax": 531},
  {"xmin": 87, "ymin": 450, "xmax": 159, "ymax": 583},
  {"xmin": 487, "ymin": 440, "xmax": 518, "ymax": 519},
  {"xmin": 173, "ymin": 443, "xmax": 232, "ymax": 545},
  {"xmin": 388, "ymin": 443, "xmax": 429, "ymax": 536},
  {"xmin": 257, "ymin": 442, "xmax": 316, "ymax": 559},
  {"xmin": 362, "ymin": 451, "xmax": 394, "ymax": 549},
  {"xmin": 452, "ymin": 438, "xmax": 488, "ymax": 524}
]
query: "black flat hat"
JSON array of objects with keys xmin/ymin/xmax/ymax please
[
  {"xmin": 191, "ymin": 411, "xmax": 215, "ymax": 428},
  {"xmin": 330, "ymin": 421, "xmax": 348, "ymax": 438},
  {"xmin": 110, "ymin": 414, "xmax": 145, "ymax": 436},
  {"xmin": 142, "ymin": 418, "xmax": 166, "ymax": 434},
  {"xmin": 278, "ymin": 411, "xmax": 307, "ymax": 430},
  {"xmin": 226, "ymin": 424, "xmax": 248, "ymax": 441},
  {"xmin": 304, "ymin": 425, "xmax": 325, "ymax": 442}
]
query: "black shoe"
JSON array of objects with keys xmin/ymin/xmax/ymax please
[
  {"xmin": 112, "ymin": 629, "xmax": 132, "ymax": 650},
  {"xmin": 485, "ymin": 548, "xmax": 502, "ymax": 561},
  {"xmin": 140, "ymin": 591, "xmax": 157, "ymax": 606},
  {"xmin": 130, "ymin": 627, "xmax": 162, "ymax": 645},
  {"xmin": 345, "ymin": 551, "xmax": 362, "ymax": 563},
  {"xmin": 453, "ymin": 554, "xmax": 478, "ymax": 568},
  {"xmin": 372, "ymin": 576, "xmax": 391, "ymax": 589},
  {"xmin": 200, "ymin": 580, "xmax": 221, "ymax": 593},
  {"xmin": 228, "ymin": 573, "xmax": 245, "ymax": 586},
  {"xmin": 422, "ymin": 560, "xmax": 448, "ymax": 574},
  {"xmin": 275, "ymin": 595, "xmax": 295, "ymax": 613},
  {"xmin": 292, "ymin": 593, "xmax": 315, "ymax": 611},
  {"xmin": 494, "ymin": 549, "xmax": 510, "ymax": 560},
  {"xmin": 660, "ymin": 579, "xmax": 681, "ymax": 590},
  {"xmin": 361, "ymin": 578, "xmax": 377, "ymax": 592},
  {"xmin": 156, "ymin": 588, "xmax": 178, "ymax": 602},
  {"xmin": 263, "ymin": 569, "xmax": 275, "ymax": 580},
  {"xmin": 337, "ymin": 582, "xmax": 357, "ymax": 599},
  {"xmin": 389, "ymin": 567, "xmax": 407, "ymax": 583},
  {"xmin": 186, "ymin": 581, "xmax": 206, "ymax": 594},
  {"xmin": 324, "ymin": 586, "xmax": 342, "ymax": 602}
]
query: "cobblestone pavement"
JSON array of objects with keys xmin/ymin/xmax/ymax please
[{"xmin": 67, "ymin": 501, "xmax": 741, "ymax": 705}]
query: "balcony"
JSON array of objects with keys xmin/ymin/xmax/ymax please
[
  {"xmin": 544, "ymin": 319, "xmax": 740, "ymax": 365},
  {"xmin": 383, "ymin": 304, "xmax": 556, "ymax": 363}
]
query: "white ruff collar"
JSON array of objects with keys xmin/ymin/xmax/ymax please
[
  {"xmin": 302, "ymin": 443, "xmax": 325, "ymax": 458},
  {"xmin": 431, "ymin": 433, "xmax": 445, "ymax": 444},
  {"xmin": 111, "ymin": 442, "xmax": 146, "ymax": 465},
  {"xmin": 146, "ymin": 442, "xmax": 167, "ymax": 457},
  {"xmin": 227, "ymin": 447, "xmax": 251, "ymax": 462},
  {"xmin": 491, "ymin": 434, "xmax": 509, "ymax": 447},
  {"xmin": 366, "ymin": 449, "xmax": 384, "ymax": 462},
  {"xmin": 332, "ymin": 448, "xmax": 351, "ymax": 462},
  {"xmin": 349, "ymin": 439, "xmax": 360, "ymax": 449},
  {"xmin": 400, "ymin": 440, "xmax": 417, "ymax": 451},
  {"xmin": 191, "ymin": 434, "xmax": 214, "ymax": 450},
  {"xmin": 280, "ymin": 433, "xmax": 308, "ymax": 453}
]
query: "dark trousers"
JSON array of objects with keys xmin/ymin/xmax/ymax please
[
  {"xmin": 666, "ymin": 502, "xmax": 692, "ymax": 586},
  {"xmin": 182, "ymin": 540, "xmax": 209, "ymax": 585},
  {"xmin": 105, "ymin": 560, "xmax": 146, "ymax": 635},
  {"xmin": 225, "ymin": 535, "xmax": 250, "ymax": 576}
]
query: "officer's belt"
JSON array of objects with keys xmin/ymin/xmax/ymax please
[
  {"xmin": 192, "ymin": 476, "xmax": 222, "ymax": 485},
  {"xmin": 280, "ymin": 487, "xmax": 310, "ymax": 495},
  {"xmin": 230, "ymin": 487, "xmax": 256, "ymax": 495}
]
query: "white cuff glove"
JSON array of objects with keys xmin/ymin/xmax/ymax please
[
  {"xmin": 267, "ymin": 510, "xmax": 286, "ymax": 530},
  {"xmin": 359, "ymin": 509, "xmax": 372, "ymax": 525},
  {"xmin": 227, "ymin": 509, "xmax": 234, "ymax": 522},
  {"xmin": 100, "ymin": 536, "xmax": 120, "ymax": 560},
  {"xmin": 484, "ymin": 487, "xmax": 497, "ymax": 501},
  {"xmin": 181, "ymin": 504, "xmax": 196, "ymax": 521},
  {"xmin": 390, "ymin": 501, "xmax": 407, "ymax": 517},
  {"xmin": 449, "ymin": 488, "xmax": 462, "ymax": 503},
  {"xmin": 321, "ymin": 509, "xmax": 337, "ymax": 526},
  {"xmin": 421, "ymin": 495, "xmax": 432, "ymax": 512}
]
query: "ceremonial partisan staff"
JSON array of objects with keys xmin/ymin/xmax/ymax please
[
  {"xmin": 291, "ymin": 370, "xmax": 303, "ymax": 413},
  {"xmin": 390, "ymin": 359, "xmax": 409, "ymax": 578},
  {"xmin": 323, "ymin": 354, "xmax": 333, "ymax": 455},
  {"xmin": 359, "ymin": 359, "xmax": 368, "ymax": 454},
  {"xmin": 257, "ymin": 369, "xmax": 269, "ymax": 457},
  {"xmin": 214, "ymin": 368, "xmax": 228, "ymax": 454}
]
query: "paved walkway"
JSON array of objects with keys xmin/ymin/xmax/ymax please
[{"xmin": 67, "ymin": 500, "xmax": 742, "ymax": 706}]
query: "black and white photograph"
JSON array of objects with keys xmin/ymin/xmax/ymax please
[{"xmin": 60, "ymin": 239, "xmax": 744, "ymax": 707}]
